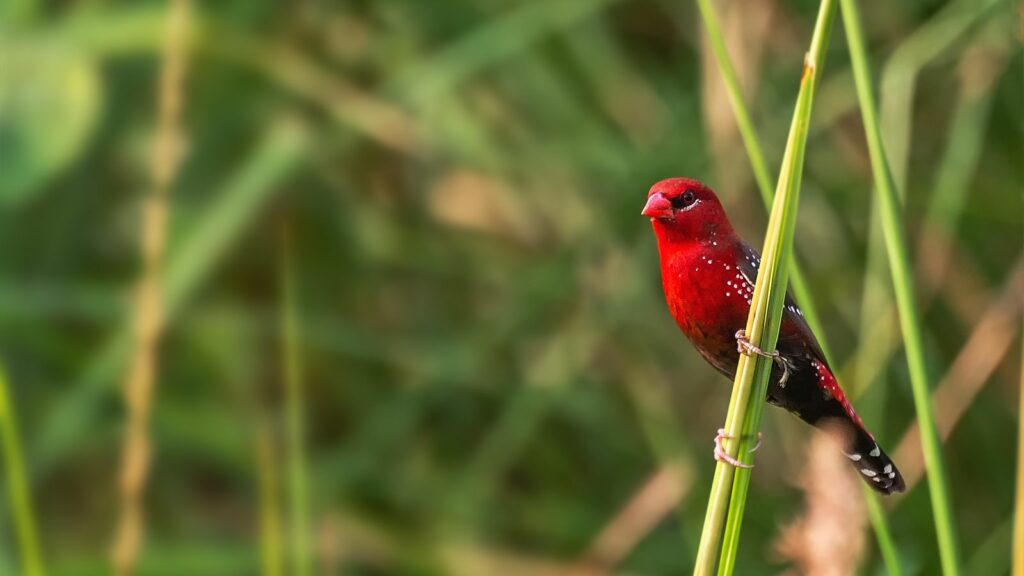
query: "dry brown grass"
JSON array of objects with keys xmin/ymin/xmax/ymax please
[
  {"xmin": 110, "ymin": 1, "xmax": 190, "ymax": 574},
  {"xmin": 774, "ymin": 425, "xmax": 866, "ymax": 576},
  {"xmin": 571, "ymin": 463, "xmax": 692, "ymax": 576}
]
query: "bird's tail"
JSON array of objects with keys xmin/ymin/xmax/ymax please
[
  {"xmin": 840, "ymin": 422, "xmax": 905, "ymax": 495},
  {"xmin": 803, "ymin": 358, "xmax": 905, "ymax": 495}
]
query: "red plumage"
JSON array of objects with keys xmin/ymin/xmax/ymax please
[{"xmin": 644, "ymin": 177, "xmax": 904, "ymax": 495}]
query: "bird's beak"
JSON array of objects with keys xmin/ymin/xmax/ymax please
[{"xmin": 641, "ymin": 193, "xmax": 672, "ymax": 219}]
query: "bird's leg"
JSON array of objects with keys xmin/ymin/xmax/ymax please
[
  {"xmin": 734, "ymin": 329, "xmax": 796, "ymax": 387},
  {"xmin": 713, "ymin": 428, "xmax": 761, "ymax": 468}
]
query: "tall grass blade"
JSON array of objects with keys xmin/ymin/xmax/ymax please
[
  {"xmin": 694, "ymin": 0, "xmax": 823, "ymax": 342},
  {"xmin": 280, "ymin": 226, "xmax": 311, "ymax": 576},
  {"xmin": 693, "ymin": 0, "xmax": 773, "ymax": 202},
  {"xmin": 1014, "ymin": 318, "xmax": 1024, "ymax": 575},
  {"xmin": 864, "ymin": 494, "xmax": 901, "ymax": 574},
  {"xmin": 692, "ymin": 1, "xmax": 836, "ymax": 573},
  {"xmin": 839, "ymin": 0, "xmax": 962, "ymax": 573},
  {"xmin": 112, "ymin": 1, "xmax": 190, "ymax": 572},
  {"xmin": 715, "ymin": 2, "xmax": 836, "ymax": 572},
  {"xmin": 256, "ymin": 415, "xmax": 284, "ymax": 576},
  {"xmin": 694, "ymin": 1, "xmax": 901, "ymax": 571},
  {"xmin": 851, "ymin": 0, "xmax": 1002, "ymax": 407},
  {"xmin": 0, "ymin": 366, "xmax": 45, "ymax": 576}
]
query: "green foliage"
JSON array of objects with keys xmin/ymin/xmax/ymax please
[{"xmin": 0, "ymin": 37, "xmax": 100, "ymax": 204}]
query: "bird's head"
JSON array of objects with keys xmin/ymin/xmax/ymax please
[{"xmin": 642, "ymin": 177, "xmax": 733, "ymax": 245}]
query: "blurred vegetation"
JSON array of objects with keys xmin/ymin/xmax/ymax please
[{"xmin": 0, "ymin": 0, "xmax": 1021, "ymax": 575}]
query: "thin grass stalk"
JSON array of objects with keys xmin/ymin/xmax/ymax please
[
  {"xmin": 851, "ymin": 207, "xmax": 893, "ymax": 400},
  {"xmin": 845, "ymin": 37, "xmax": 1006, "ymax": 434},
  {"xmin": 864, "ymin": 492, "xmax": 901, "ymax": 574},
  {"xmin": 694, "ymin": 2, "xmax": 901, "ymax": 572},
  {"xmin": 692, "ymin": 2, "xmax": 835, "ymax": 573},
  {"xmin": 694, "ymin": 0, "xmax": 824, "ymax": 340},
  {"xmin": 280, "ymin": 225, "xmax": 312, "ymax": 576},
  {"xmin": 844, "ymin": 9, "xmax": 1007, "ymax": 452},
  {"xmin": 256, "ymin": 416, "xmax": 285, "ymax": 576},
  {"xmin": 693, "ymin": 0, "xmax": 773, "ymax": 199},
  {"xmin": 111, "ymin": 1, "xmax": 189, "ymax": 573},
  {"xmin": 1014, "ymin": 310, "xmax": 1024, "ymax": 575},
  {"xmin": 852, "ymin": 0, "xmax": 1001, "ymax": 403},
  {"xmin": 839, "ymin": 0, "xmax": 962, "ymax": 573},
  {"xmin": 715, "ymin": 2, "xmax": 836, "ymax": 573},
  {"xmin": 0, "ymin": 367, "xmax": 45, "ymax": 576}
]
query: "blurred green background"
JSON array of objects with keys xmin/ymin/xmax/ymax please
[{"xmin": 0, "ymin": 0, "xmax": 1021, "ymax": 574}]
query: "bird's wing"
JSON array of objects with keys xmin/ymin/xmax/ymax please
[
  {"xmin": 736, "ymin": 245, "xmax": 904, "ymax": 494},
  {"xmin": 735, "ymin": 243, "xmax": 829, "ymax": 365}
]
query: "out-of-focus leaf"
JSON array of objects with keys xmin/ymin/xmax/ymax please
[{"xmin": 0, "ymin": 37, "xmax": 100, "ymax": 205}]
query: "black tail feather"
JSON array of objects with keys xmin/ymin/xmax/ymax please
[{"xmin": 842, "ymin": 425, "xmax": 905, "ymax": 495}]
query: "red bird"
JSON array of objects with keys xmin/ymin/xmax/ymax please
[{"xmin": 643, "ymin": 177, "xmax": 904, "ymax": 495}]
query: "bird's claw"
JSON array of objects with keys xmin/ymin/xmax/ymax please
[
  {"xmin": 713, "ymin": 428, "xmax": 759, "ymax": 469},
  {"xmin": 748, "ymin": 431, "xmax": 764, "ymax": 453},
  {"xmin": 735, "ymin": 329, "xmax": 795, "ymax": 387}
]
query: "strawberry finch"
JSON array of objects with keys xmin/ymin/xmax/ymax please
[{"xmin": 643, "ymin": 177, "xmax": 904, "ymax": 494}]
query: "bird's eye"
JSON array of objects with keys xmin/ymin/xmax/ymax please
[{"xmin": 671, "ymin": 190, "xmax": 697, "ymax": 209}]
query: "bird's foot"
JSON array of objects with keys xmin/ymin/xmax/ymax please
[
  {"xmin": 748, "ymin": 431, "xmax": 764, "ymax": 453},
  {"xmin": 713, "ymin": 428, "xmax": 761, "ymax": 468},
  {"xmin": 734, "ymin": 329, "xmax": 795, "ymax": 387}
]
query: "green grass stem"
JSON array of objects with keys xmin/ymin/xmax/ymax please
[
  {"xmin": 864, "ymin": 490, "xmax": 901, "ymax": 574},
  {"xmin": 852, "ymin": 0, "xmax": 1003, "ymax": 402},
  {"xmin": 1014, "ymin": 315, "xmax": 1024, "ymax": 575},
  {"xmin": 694, "ymin": 1, "xmax": 901, "ymax": 572},
  {"xmin": 280, "ymin": 226, "xmax": 311, "ymax": 576},
  {"xmin": 694, "ymin": 0, "xmax": 824, "ymax": 342},
  {"xmin": 256, "ymin": 417, "xmax": 284, "ymax": 576},
  {"xmin": 839, "ymin": 0, "xmax": 962, "ymax": 572},
  {"xmin": 715, "ymin": 3, "xmax": 836, "ymax": 573},
  {"xmin": 0, "ymin": 366, "xmax": 45, "ymax": 576},
  {"xmin": 692, "ymin": 1, "xmax": 836, "ymax": 573}
]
